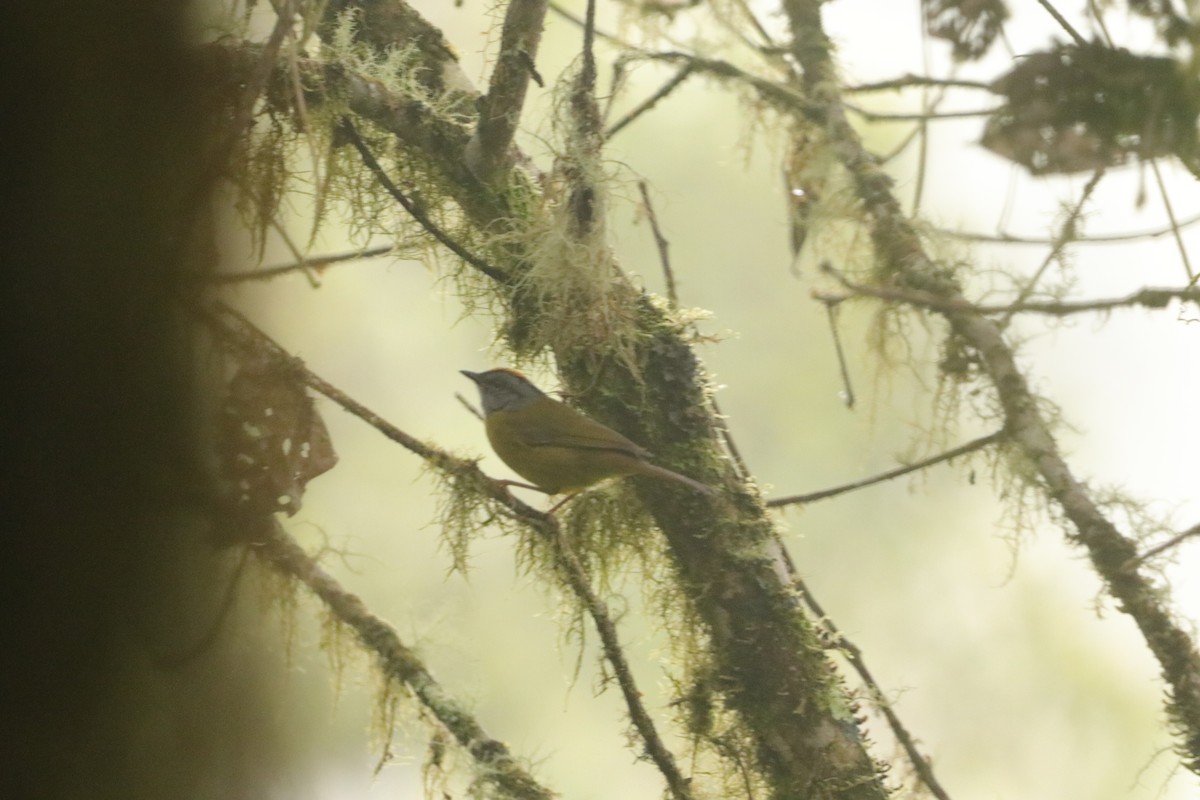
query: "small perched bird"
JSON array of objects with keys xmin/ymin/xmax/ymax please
[{"xmin": 461, "ymin": 368, "xmax": 714, "ymax": 499}]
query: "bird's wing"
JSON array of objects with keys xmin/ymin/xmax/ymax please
[{"xmin": 507, "ymin": 401, "xmax": 650, "ymax": 458}]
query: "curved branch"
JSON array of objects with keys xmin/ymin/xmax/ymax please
[{"xmin": 339, "ymin": 119, "xmax": 509, "ymax": 282}]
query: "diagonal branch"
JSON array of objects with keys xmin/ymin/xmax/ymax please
[
  {"xmin": 205, "ymin": 302, "xmax": 694, "ymax": 798},
  {"xmin": 338, "ymin": 118, "xmax": 510, "ymax": 282},
  {"xmin": 606, "ymin": 63, "xmax": 695, "ymax": 139},
  {"xmin": 792, "ymin": 575, "xmax": 953, "ymax": 800},
  {"xmin": 1000, "ymin": 168, "xmax": 1105, "ymax": 326},
  {"xmin": 783, "ymin": 0, "xmax": 1200, "ymax": 774},
  {"xmin": 549, "ymin": 527, "xmax": 696, "ymax": 800},
  {"xmin": 259, "ymin": 521, "xmax": 556, "ymax": 800},
  {"xmin": 767, "ymin": 431, "xmax": 1005, "ymax": 508}
]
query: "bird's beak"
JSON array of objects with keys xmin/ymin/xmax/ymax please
[{"xmin": 460, "ymin": 370, "xmax": 482, "ymax": 383}]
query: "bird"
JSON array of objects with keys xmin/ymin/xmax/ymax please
[{"xmin": 461, "ymin": 368, "xmax": 714, "ymax": 501}]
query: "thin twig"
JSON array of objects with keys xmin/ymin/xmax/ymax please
[
  {"xmin": 1124, "ymin": 522, "xmax": 1200, "ymax": 570},
  {"xmin": 821, "ymin": 299, "xmax": 855, "ymax": 409},
  {"xmin": 212, "ymin": 244, "xmax": 397, "ymax": 283},
  {"xmin": 338, "ymin": 118, "xmax": 509, "ymax": 283},
  {"xmin": 456, "ymin": 392, "xmax": 485, "ymax": 421},
  {"xmin": 703, "ymin": 0, "xmax": 783, "ymax": 72},
  {"xmin": 196, "ymin": 3, "xmax": 294, "ymax": 200},
  {"xmin": 1088, "ymin": 0, "xmax": 1115, "ymax": 47},
  {"xmin": 993, "ymin": 287, "xmax": 1200, "ymax": 315},
  {"xmin": 276, "ymin": 4, "xmax": 327, "ymax": 248},
  {"xmin": 711, "ymin": 395, "xmax": 751, "ymax": 480},
  {"xmin": 606, "ymin": 64, "xmax": 695, "ymax": 139},
  {"xmin": 728, "ymin": 0, "xmax": 780, "ymax": 52},
  {"xmin": 818, "ymin": 265, "xmax": 1200, "ymax": 317},
  {"xmin": 940, "ymin": 209, "xmax": 1200, "ymax": 244},
  {"xmin": 767, "ymin": 431, "xmax": 1004, "ymax": 508},
  {"xmin": 635, "ymin": 51, "xmax": 821, "ymax": 122},
  {"xmin": 638, "ymin": 181, "xmax": 678, "ymax": 306},
  {"xmin": 268, "ymin": 217, "xmax": 320, "ymax": 287},
  {"xmin": 846, "ymin": 75, "xmax": 993, "ymax": 93},
  {"xmin": 548, "ymin": 0, "xmax": 622, "ymax": 44},
  {"xmin": 910, "ymin": 116, "xmax": 930, "ymax": 213},
  {"xmin": 637, "ymin": 183, "xmax": 750, "ymax": 478},
  {"xmin": 844, "ymin": 102, "xmax": 1000, "ymax": 122},
  {"xmin": 791, "ymin": 574, "xmax": 953, "ymax": 800},
  {"xmin": 1036, "ymin": 0, "xmax": 1088, "ymax": 47},
  {"xmin": 941, "ymin": 211, "xmax": 1200, "ymax": 245},
  {"xmin": 1000, "ymin": 168, "xmax": 1104, "ymax": 327},
  {"xmin": 206, "ymin": 302, "xmax": 448, "ymax": 463},
  {"xmin": 877, "ymin": 123, "xmax": 924, "ymax": 165},
  {"xmin": 1151, "ymin": 158, "xmax": 1196, "ymax": 283},
  {"xmin": 580, "ymin": 0, "xmax": 598, "ymax": 91}
]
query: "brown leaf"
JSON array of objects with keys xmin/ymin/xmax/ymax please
[
  {"xmin": 983, "ymin": 42, "xmax": 1199, "ymax": 174},
  {"xmin": 219, "ymin": 356, "xmax": 338, "ymax": 517}
]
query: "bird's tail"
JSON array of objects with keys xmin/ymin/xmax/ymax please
[{"xmin": 636, "ymin": 461, "xmax": 716, "ymax": 496}]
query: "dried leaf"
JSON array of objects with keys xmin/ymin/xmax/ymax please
[
  {"xmin": 983, "ymin": 42, "xmax": 1199, "ymax": 174},
  {"xmin": 219, "ymin": 356, "xmax": 338, "ymax": 517}
]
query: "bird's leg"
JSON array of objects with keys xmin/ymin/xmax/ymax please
[
  {"xmin": 496, "ymin": 478, "xmax": 547, "ymax": 494},
  {"xmin": 546, "ymin": 491, "xmax": 581, "ymax": 515}
]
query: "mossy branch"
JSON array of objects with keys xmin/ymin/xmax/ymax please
[
  {"xmin": 781, "ymin": 0, "xmax": 1200, "ymax": 774},
  {"xmin": 257, "ymin": 520, "xmax": 556, "ymax": 800},
  {"xmin": 299, "ymin": 1, "xmax": 893, "ymax": 795},
  {"xmin": 206, "ymin": 302, "xmax": 694, "ymax": 797}
]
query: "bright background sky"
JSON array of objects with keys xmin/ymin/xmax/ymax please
[{"xmin": 218, "ymin": 2, "xmax": 1200, "ymax": 798}]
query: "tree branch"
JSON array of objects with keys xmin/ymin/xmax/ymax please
[
  {"xmin": 606, "ymin": 64, "xmax": 695, "ymax": 139},
  {"xmin": 816, "ymin": 266, "xmax": 1200, "ymax": 317},
  {"xmin": 782, "ymin": 0, "xmax": 1200, "ymax": 773},
  {"xmin": 767, "ymin": 431, "xmax": 1005, "ymax": 508},
  {"xmin": 939, "ymin": 211, "xmax": 1200, "ymax": 245},
  {"xmin": 792, "ymin": 576, "xmax": 953, "ymax": 800},
  {"xmin": 206, "ymin": 302, "xmax": 694, "ymax": 798},
  {"xmin": 338, "ymin": 118, "xmax": 510, "ymax": 282},
  {"xmin": 258, "ymin": 521, "xmax": 557, "ymax": 800},
  {"xmin": 549, "ymin": 526, "xmax": 696, "ymax": 800},
  {"xmin": 467, "ymin": 0, "xmax": 549, "ymax": 182},
  {"xmin": 1000, "ymin": 168, "xmax": 1105, "ymax": 326},
  {"xmin": 211, "ymin": 244, "xmax": 397, "ymax": 283},
  {"xmin": 1125, "ymin": 522, "xmax": 1200, "ymax": 570},
  {"xmin": 224, "ymin": 5, "xmax": 893, "ymax": 794},
  {"xmin": 632, "ymin": 50, "xmax": 822, "ymax": 121},
  {"xmin": 846, "ymin": 74, "xmax": 993, "ymax": 93}
]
